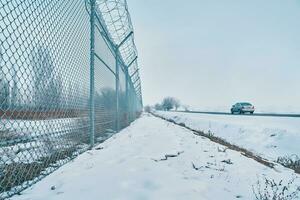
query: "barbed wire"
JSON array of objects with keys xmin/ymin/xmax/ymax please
[{"xmin": 96, "ymin": 0, "xmax": 142, "ymax": 101}]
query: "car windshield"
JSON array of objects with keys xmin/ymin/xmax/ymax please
[{"xmin": 241, "ymin": 103, "xmax": 252, "ymax": 106}]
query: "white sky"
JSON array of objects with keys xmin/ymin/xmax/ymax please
[{"xmin": 128, "ymin": 0, "xmax": 300, "ymax": 111}]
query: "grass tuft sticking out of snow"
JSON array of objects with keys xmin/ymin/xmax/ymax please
[
  {"xmin": 277, "ymin": 155, "xmax": 300, "ymax": 174},
  {"xmin": 253, "ymin": 176, "xmax": 300, "ymax": 200}
]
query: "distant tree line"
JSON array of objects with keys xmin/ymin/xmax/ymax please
[
  {"xmin": 154, "ymin": 97, "xmax": 180, "ymax": 111},
  {"xmin": 0, "ymin": 44, "xmax": 124, "ymax": 114},
  {"xmin": 144, "ymin": 97, "xmax": 191, "ymax": 112},
  {"xmin": 0, "ymin": 45, "xmax": 64, "ymax": 110}
]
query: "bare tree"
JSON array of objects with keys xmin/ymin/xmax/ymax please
[
  {"xmin": 183, "ymin": 105, "xmax": 190, "ymax": 111},
  {"xmin": 174, "ymin": 99, "xmax": 180, "ymax": 110},
  {"xmin": 31, "ymin": 46, "xmax": 62, "ymax": 109},
  {"xmin": 0, "ymin": 45, "xmax": 9, "ymax": 109},
  {"xmin": 97, "ymin": 87, "xmax": 116, "ymax": 110},
  {"xmin": 144, "ymin": 105, "xmax": 151, "ymax": 112},
  {"xmin": 154, "ymin": 103, "xmax": 163, "ymax": 111},
  {"xmin": 161, "ymin": 97, "xmax": 179, "ymax": 111}
]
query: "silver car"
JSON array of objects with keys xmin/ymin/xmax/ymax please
[{"xmin": 231, "ymin": 102, "xmax": 255, "ymax": 114}]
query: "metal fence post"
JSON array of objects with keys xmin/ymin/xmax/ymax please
[
  {"xmin": 89, "ymin": 0, "xmax": 96, "ymax": 148},
  {"xmin": 125, "ymin": 65, "xmax": 130, "ymax": 124},
  {"xmin": 115, "ymin": 54, "xmax": 120, "ymax": 132}
]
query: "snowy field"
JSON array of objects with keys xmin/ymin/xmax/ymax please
[
  {"xmin": 155, "ymin": 111, "xmax": 300, "ymax": 162},
  {"xmin": 0, "ymin": 118, "xmax": 89, "ymax": 164},
  {"xmin": 11, "ymin": 114, "xmax": 300, "ymax": 200}
]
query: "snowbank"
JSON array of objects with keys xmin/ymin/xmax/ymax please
[{"xmin": 155, "ymin": 111, "xmax": 300, "ymax": 161}]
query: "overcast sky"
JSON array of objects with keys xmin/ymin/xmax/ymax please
[{"xmin": 128, "ymin": 0, "xmax": 300, "ymax": 111}]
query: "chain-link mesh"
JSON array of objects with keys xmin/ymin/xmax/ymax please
[{"xmin": 0, "ymin": 0, "xmax": 142, "ymax": 199}]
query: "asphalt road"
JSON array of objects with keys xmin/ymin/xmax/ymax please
[{"xmin": 171, "ymin": 110, "xmax": 300, "ymax": 118}]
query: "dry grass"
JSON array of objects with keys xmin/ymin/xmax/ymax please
[
  {"xmin": 253, "ymin": 177, "xmax": 300, "ymax": 200},
  {"xmin": 277, "ymin": 155, "xmax": 300, "ymax": 174}
]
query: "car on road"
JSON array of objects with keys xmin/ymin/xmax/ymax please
[{"xmin": 231, "ymin": 102, "xmax": 255, "ymax": 114}]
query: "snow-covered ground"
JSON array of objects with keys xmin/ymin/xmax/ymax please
[
  {"xmin": 155, "ymin": 111, "xmax": 300, "ymax": 162},
  {"xmin": 11, "ymin": 114, "xmax": 300, "ymax": 200}
]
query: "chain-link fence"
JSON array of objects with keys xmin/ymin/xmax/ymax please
[{"xmin": 0, "ymin": 0, "xmax": 142, "ymax": 199}]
